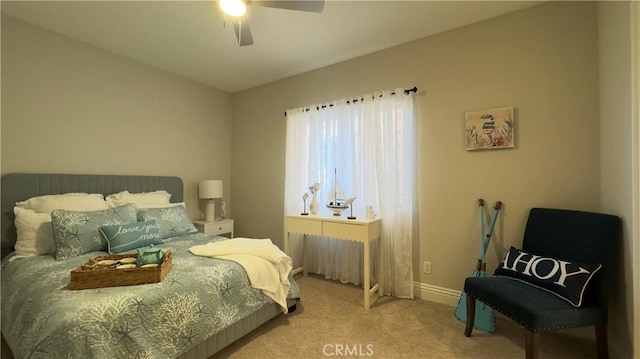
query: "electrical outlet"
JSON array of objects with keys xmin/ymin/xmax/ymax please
[{"xmin": 423, "ymin": 261, "xmax": 432, "ymax": 274}]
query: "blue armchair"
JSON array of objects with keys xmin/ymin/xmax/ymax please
[{"xmin": 463, "ymin": 208, "xmax": 620, "ymax": 359}]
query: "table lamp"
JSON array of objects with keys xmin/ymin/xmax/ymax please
[{"xmin": 199, "ymin": 180, "xmax": 223, "ymax": 222}]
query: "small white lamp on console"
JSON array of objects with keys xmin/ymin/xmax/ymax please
[{"xmin": 199, "ymin": 180, "xmax": 223, "ymax": 222}]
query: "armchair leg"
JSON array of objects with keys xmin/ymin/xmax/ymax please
[
  {"xmin": 525, "ymin": 331, "xmax": 540, "ymax": 359},
  {"xmin": 464, "ymin": 294, "xmax": 475, "ymax": 337},
  {"xmin": 595, "ymin": 324, "xmax": 609, "ymax": 359}
]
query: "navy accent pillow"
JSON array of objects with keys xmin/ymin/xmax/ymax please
[
  {"xmin": 494, "ymin": 246, "xmax": 602, "ymax": 307},
  {"xmin": 99, "ymin": 220, "xmax": 163, "ymax": 254}
]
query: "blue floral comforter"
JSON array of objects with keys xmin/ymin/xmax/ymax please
[{"xmin": 1, "ymin": 233, "xmax": 300, "ymax": 358}]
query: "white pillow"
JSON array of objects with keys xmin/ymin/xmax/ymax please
[
  {"xmin": 105, "ymin": 190, "xmax": 172, "ymax": 208},
  {"xmin": 12, "ymin": 207, "xmax": 55, "ymax": 260},
  {"xmin": 132, "ymin": 202, "xmax": 185, "ymax": 209},
  {"xmin": 16, "ymin": 193, "xmax": 109, "ymax": 213}
]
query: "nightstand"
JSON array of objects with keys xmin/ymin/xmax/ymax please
[{"xmin": 193, "ymin": 219, "xmax": 234, "ymax": 238}]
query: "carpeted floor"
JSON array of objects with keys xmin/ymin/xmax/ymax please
[{"xmin": 214, "ymin": 274, "xmax": 598, "ymax": 358}]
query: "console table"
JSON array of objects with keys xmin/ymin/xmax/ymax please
[{"xmin": 284, "ymin": 213, "xmax": 381, "ymax": 310}]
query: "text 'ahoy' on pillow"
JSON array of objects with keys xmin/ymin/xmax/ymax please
[{"xmin": 494, "ymin": 246, "xmax": 602, "ymax": 307}]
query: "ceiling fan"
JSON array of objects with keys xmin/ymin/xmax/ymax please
[{"xmin": 219, "ymin": 0, "xmax": 325, "ymax": 46}]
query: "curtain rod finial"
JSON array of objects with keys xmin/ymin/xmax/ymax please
[{"xmin": 404, "ymin": 86, "xmax": 418, "ymax": 95}]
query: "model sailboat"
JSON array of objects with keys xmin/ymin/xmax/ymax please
[{"xmin": 326, "ymin": 169, "xmax": 355, "ymax": 216}]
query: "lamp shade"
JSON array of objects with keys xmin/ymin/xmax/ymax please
[{"xmin": 199, "ymin": 180, "xmax": 223, "ymax": 199}]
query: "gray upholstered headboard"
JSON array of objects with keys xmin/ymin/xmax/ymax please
[{"xmin": 1, "ymin": 173, "xmax": 184, "ymax": 257}]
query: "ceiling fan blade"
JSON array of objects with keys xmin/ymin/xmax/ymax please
[
  {"xmin": 232, "ymin": 19, "xmax": 254, "ymax": 46},
  {"xmin": 251, "ymin": 1, "xmax": 325, "ymax": 13}
]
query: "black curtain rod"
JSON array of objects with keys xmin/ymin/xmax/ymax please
[{"xmin": 284, "ymin": 86, "xmax": 417, "ymax": 116}]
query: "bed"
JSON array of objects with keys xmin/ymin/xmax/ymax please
[{"xmin": 0, "ymin": 173, "xmax": 299, "ymax": 359}]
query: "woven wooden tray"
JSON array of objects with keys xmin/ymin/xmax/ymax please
[{"xmin": 69, "ymin": 251, "xmax": 172, "ymax": 290}]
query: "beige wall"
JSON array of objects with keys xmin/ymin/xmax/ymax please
[
  {"xmin": 1, "ymin": 2, "xmax": 634, "ymax": 357},
  {"xmin": 227, "ymin": 2, "xmax": 634, "ymax": 354},
  {"xmin": 1, "ymin": 15, "xmax": 233, "ymax": 219},
  {"xmin": 598, "ymin": 2, "xmax": 636, "ymax": 358},
  {"xmin": 230, "ymin": 0, "xmax": 640, "ymax": 346},
  {"xmin": 232, "ymin": 1, "xmax": 600, "ymax": 286},
  {"xmin": 232, "ymin": 3, "xmax": 637, "ymax": 354}
]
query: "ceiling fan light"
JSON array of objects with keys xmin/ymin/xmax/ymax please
[{"xmin": 220, "ymin": 0, "xmax": 246, "ymax": 17}]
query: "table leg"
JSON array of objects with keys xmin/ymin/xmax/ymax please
[
  {"xmin": 302, "ymin": 234, "xmax": 308, "ymax": 277},
  {"xmin": 287, "ymin": 231, "xmax": 305, "ymax": 276},
  {"xmin": 364, "ymin": 240, "xmax": 371, "ymax": 310}
]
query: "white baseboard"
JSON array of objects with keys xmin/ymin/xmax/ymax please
[{"xmin": 413, "ymin": 281, "xmax": 461, "ymax": 307}]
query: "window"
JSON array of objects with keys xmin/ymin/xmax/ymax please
[{"xmin": 284, "ymin": 89, "xmax": 417, "ymax": 297}]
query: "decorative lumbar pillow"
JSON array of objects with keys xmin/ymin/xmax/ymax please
[
  {"xmin": 12, "ymin": 207, "xmax": 56, "ymax": 260},
  {"xmin": 51, "ymin": 203, "xmax": 138, "ymax": 260},
  {"xmin": 105, "ymin": 190, "xmax": 172, "ymax": 208},
  {"xmin": 16, "ymin": 193, "xmax": 109, "ymax": 213},
  {"xmin": 137, "ymin": 205, "xmax": 197, "ymax": 239},
  {"xmin": 99, "ymin": 220, "xmax": 163, "ymax": 254},
  {"xmin": 494, "ymin": 246, "xmax": 602, "ymax": 307}
]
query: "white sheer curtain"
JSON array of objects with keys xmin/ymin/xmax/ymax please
[{"xmin": 284, "ymin": 88, "xmax": 416, "ymax": 298}]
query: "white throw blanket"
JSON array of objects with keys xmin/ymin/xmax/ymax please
[{"xmin": 189, "ymin": 238, "xmax": 293, "ymax": 313}]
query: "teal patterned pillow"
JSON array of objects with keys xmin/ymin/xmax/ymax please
[
  {"xmin": 137, "ymin": 205, "xmax": 197, "ymax": 239},
  {"xmin": 51, "ymin": 204, "xmax": 138, "ymax": 260},
  {"xmin": 99, "ymin": 220, "xmax": 163, "ymax": 254}
]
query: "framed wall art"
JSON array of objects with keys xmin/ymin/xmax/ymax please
[{"xmin": 465, "ymin": 107, "xmax": 514, "ymax": 151}]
